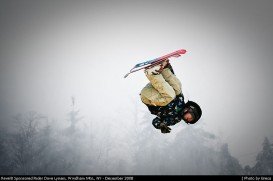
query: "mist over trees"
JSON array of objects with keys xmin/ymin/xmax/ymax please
[{"xmin": 0, "ymin": 99, "xmax": 272, "ymax": 175}]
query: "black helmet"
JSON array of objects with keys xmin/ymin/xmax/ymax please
[{"xmin": 184, "ymin": 101, "xmax": 202, "ymax": 124}]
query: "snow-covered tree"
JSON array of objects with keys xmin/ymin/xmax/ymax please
[
  {"xmin": 0, "ymin": 129, "xmax": 13, "ymax": 174},
  {"xmin": 7, "ymin": 112, "xmax": 50, "ymax": 174},
  {"xmin": 252, "ymin": 137, "xmax": 273, "ymax": 175},
  {"xmin": 219, "ymin": 143, "xmax": 244, "ymax": 175},
  {"xmin": 167, "ymin": 126, "xmax": 220, "ymax": 175}
]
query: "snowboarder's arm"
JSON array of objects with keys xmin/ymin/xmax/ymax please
[
  {"xmin": 152, "ymin": 117, "xmax": 163, "ymax": 129},
  {"xmin": 152, "ymin": 117, "xmax": 171, "ymax": 134}
]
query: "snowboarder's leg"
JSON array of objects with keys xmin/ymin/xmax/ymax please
[
  {"xmin": 161, "ymin": 67, "xmax": 182, "ymax": 95},
  {"xmin": 140, "ymin": 73, "xmax": 176, "ymax": 106}
]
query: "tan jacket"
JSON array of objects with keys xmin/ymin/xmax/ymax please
[{"xmin": 140, "ymin": 68, "xmax": 182, "ymax": 106}]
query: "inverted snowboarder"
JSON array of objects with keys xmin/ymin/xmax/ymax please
[{"xmin": 140, "ymin": 59, "xmax": 202, "ymax": 134}]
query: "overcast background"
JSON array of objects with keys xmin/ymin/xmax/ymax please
[{"xmin": 0, "ymin": 0, "xmax": 273, "ymax": 169}]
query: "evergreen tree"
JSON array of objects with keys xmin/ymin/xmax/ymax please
[
  {"xmin": 65, "ymin": 96, "xmax": 83, "ymax": 134},
  {"xmin": 252, "ymin": 137, "xmax": 273, "ymax": 175},
  {"xmin": 219, "ymin": 144, "xmax": 244, "ymax": 175},
  {"xmin": 59, "ymin": 97, "xmax": 87, "ymax": 174},
  {"xmin": 244, "ymin": 165, "xmax": 252, "ymax": 175}
]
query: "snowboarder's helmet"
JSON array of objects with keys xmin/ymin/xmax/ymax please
[{"xmin": 184, "ymin": 101, "xmax": 202, "ymax": 124}]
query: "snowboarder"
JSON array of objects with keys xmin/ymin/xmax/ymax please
[{"xmin": 140, "ymin": 59, "xmax": 202, "ymax": 134}]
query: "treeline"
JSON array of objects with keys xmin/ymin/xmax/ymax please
[{"xmin": 0, "ymin": 107, "xmax": 272, "ymax": 175}]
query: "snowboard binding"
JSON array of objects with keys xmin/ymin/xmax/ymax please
[{"xmin": 124, "ymin": 49, "xmax": 187, "ymax": 78}]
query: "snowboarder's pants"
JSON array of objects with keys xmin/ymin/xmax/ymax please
[{"xmin": 140, "ymin": 68, "xmax": 182, "ymax": 106}]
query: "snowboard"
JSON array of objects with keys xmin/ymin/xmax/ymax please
[{"xmin": 124, "ymin": 49, "xmax": 187, "ymax": 78}]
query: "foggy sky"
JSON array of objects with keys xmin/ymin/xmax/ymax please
[{"xmin": 0, "ymin": 0, "xmax": 273, "ymax": 167}]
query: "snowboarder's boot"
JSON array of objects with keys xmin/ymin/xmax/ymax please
[{"xmin": 164, "ymin": 62, "xmax": 175, "ymax": 74}]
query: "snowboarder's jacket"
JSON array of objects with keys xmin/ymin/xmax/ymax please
[
  {"xmin": 140, "ymin": 67, "xmax": 185, "ymax": 129},
  {"xmin": 148, "ymin": 93, "xmax": 185, "ymax": 129}
]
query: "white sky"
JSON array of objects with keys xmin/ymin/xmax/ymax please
[{"xmin": 1, "ymin": 0, "xmax": 273, "ymax": 166}]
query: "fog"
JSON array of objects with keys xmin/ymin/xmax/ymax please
[{"xmin": 0, "ymin": 0, "xmax": 273, "ymax": 174}]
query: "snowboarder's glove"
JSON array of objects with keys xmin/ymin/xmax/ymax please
[
  {"xmin": 159, "ymin": 123, "xmax": 171, "ymax": 134},
  {"xmin": 145, "ymin": 59, "xmax": 170, "ymax": 75},
  {"xmin": 145, "ymin": 65, "xmax": 162, "ymax": 75}
]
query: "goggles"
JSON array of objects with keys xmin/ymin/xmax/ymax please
[{"xmin": 183, "ymin": 106, "xmax": 198, "ymax": 124}]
